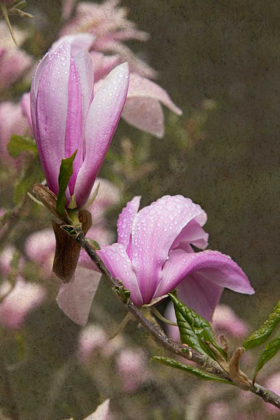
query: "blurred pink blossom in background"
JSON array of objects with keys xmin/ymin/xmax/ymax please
[
  {"xmin": 0, "ymin": 101, "xmax": 30, "ymax": 167},
  {"xmin": 116, "ymin": 348, "xmax": 148, "ymax": 393},
  {"xmin": 0, "ymin": 276, "xmax": 45, "ymax": 330},
  {"xmin": 77, "ymin": 323, "xmax": 108, "ymax": 363},
  {"xmin": 60, "ymin": 0, "xmax": 156, "ymax": 79}
]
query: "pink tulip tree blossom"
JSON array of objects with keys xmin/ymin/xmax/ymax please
[
  {"xmin": 41, "ymin": 34, "xmax": 182, "ymax": 138},
  {"xmin": 60, "ymin": 0, "xmax": 156, "ymax": 79},
  {"xmin": 97, "ymin": 195, "xmax": 254, "ymax": 317},
  {"xmin": 31, "ymin": 40, "xmax": 129, "ymax": 208}
]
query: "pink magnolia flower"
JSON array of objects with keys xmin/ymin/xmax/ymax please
[
  {"xmin": 31, "ymin": 40, "xmax": 129, "ymax": 208},
  {"xmin": 0, "ymin": 276, "xmax": 45, "ymax": 329},
  {"xmin": 84, "ymin": 399, "xmax": 110, "ymax": 420},
  {"xmin": 60, "ymin": 0, "xmax": 156, "ymax": 79},
  {"xmin": 97, "ymin": 196, "xmax": 254, "ymax": 316},
  {"xmin": 51, "ymin": 35, "xmax": 181, "ymax": 137},
  {"xmin": 0, "ymin": 101, "xmax": 30, "ymax": 167},
  {"xmin": 116, "ymin": 348, "xmax": 148, "ymax": 393}
]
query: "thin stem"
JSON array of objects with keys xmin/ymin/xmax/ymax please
[
  {"xmin": 75, "ymin": 232, "xmax": 280, "ymax": 410},
  {"xmin": 151, "ymin": 306, "xmax": 178, "ymax": 326}
]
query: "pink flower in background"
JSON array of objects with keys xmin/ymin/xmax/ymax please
[
  {"xmin": 0, "ymin": 47, "xmax": 32, "ymax": 90},
  {"xmin": 31, "ymin": 40, "xmax": 129, "ymax": 208},
  {"xmin": 84, "ymin": 399, "xmax": 110, "ymax": 420},
  {"xmin": 77, "ymin": 324, "xmax": 108, "ymax": 363},
  {"xmin": 116, "ymin": 348, "xmax": 148, "ymax": 393},
  {"xmin": 206, "ymin": 401, "xmax": 231, "ymax": 420},
  {"xmin": 212, "ymin": 304, "xmax": 249, "ymax": 338},
  {"xmin": 60, "ymin": 0, "xmax": 155, "ymax": 79},
  {"xmin": 0, "ymin": 276, "xmax": 45, "ymax": 329},
  {"xmin": 0, "ymin": 102, "xmax": 30, "ymax": 167},
  {"xmin": 264, "ymin": 373, "xmax": 280, "ymax": 414},
  {"xmin": 98, "ymin": 195, "xmax": 254, "ymax": 314}
]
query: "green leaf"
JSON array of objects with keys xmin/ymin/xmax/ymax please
[
  {"xmin": 169, "ymin": 293, "xmax": 227, "ymax": 360},
  {"xmin": 253, "ymin": 333, "xmax": 280, "ymax": 382},
  {"xmin": 7, "ymin": 135, "xmax": 37, "ymax": 158},
  {"xmin": 86, "ymin": 239, "xmax": 101, "ymax": 250},
  {"xmin": 153, "ymin": 357, "xmax": 231, "ymax": 384},
  {"xmin": 243, "ymin": 300, "xmax": 280, "ymax": 351},
  {"xmin": 56, "ymin": 150, "xmax": 77, "ymax": 219},
  {"xmin": 14, "ymin": 157, "xmax": 43, "ymax": 204}
]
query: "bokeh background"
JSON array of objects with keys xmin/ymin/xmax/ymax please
[{"xmin": 1, "ymin": 0, "xmax": 280, "ymax": 419}]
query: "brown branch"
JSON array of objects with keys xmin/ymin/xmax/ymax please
[{"xmin": 75, "ymin": 231, "xmax": 280, "ymax": 410}]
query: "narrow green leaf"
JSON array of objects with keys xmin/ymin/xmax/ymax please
[
  {"xmin": 169, "ymin": 293, "xmax": 227, "ymax": 360},
  {"xmin": 243, "ymin": 300, "xmax": 280, "ymax": 351},
  {"xmin": 14, "ymin": 157, "xmax": 43, "ymax": 204},
  {"xmin": 56, "ymin": 150, "xmax": 77, "ymax": 219},
  {"xmin": 153, "ymin": 357, "xmax": 231, "ymax": 384},
  {"xmin": 7, "ymin": 135, "xmax": 37, "ymax": 158},
  {"xmin": 253, "ymin": 333, "xmax": 280, "ymax": 382}
]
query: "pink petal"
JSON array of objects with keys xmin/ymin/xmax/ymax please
[
  {"xmin": 117, "ymin": 196, "xmax": 141, "ymax": 252},
  {"xmin": 65, "ymin": 57, "xmax": 83, "ymax": 194},
  {"xmin": 122, "ymin": 97, "xmax": 164, "ymax": 138},
  {"xmin": 131, "ymin": 195, "xmax": 207, "ymax": 304},
  {"xmin": 156, "ymin": 249, "xmax": 254, "ymax": 319},
  {"xmin": 98, "ymin": 243, "xmax": 143, "ymax": 306},
  {"xmin": 127, "ymin": 73, "xmax": 182, "ymax": 115},
  {"xmin": 74, "ymin": 50, "xmax": 94, "ymax": 134},
  {"xmin": 74, "ymin": 62, "xmax": 129, "ymax": 208},
  {"xmin": 56, "ymin": 267, "xmax": 102, "ymax": 326},
  {"xmin": 50, "ymin": 34, "xmax": 95, "ymax": 56},
  {"xmin": 21, "ymin": 93, "xmax": 33, "ymax": 134},
  {"xmin": 171, "ymin": 219, "xmax": 209, "ymax": 251},
  {"xmin": 90, "ymin": 51, "xmax": 121, "ymax": 82},
  {"xmin": 35, "ymin": 42, "xmax": 71, "ymax": 194}
]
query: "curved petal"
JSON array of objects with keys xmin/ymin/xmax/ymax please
[
  {"xmin": 56, "ymin": 267, "xmax": 101, "ymax": 326},
  {"xmin": 171, "ymin": 219, "xmax": 209, "ymax": 251},
  {"xmin": 98, "ymin": 243, "xmax": 143, "ymax": 306},
  {"xmin": 74, "ymin": 62, "xmax": 129, "ymax": 208},
  {"xmin": 117, "ymin": 196, "xmax": 141, "ymax": 252},
  {"xmin": 155, "ymin": 249, "xmax": 254, "ymax": 313},
  {"xmin": 65, "ymin": 57, "xmax": 83, "ymax": 194},
  {"xmin": 90, "ymin": 51, "xmax": 121, "ymax": 82},
  {"xmin": 20, "ymin": 92, "xmax": 32, "ymax": 134},
  {"xmin": 131, "ymin": 195, "xmax": 207, "ymax": 304},
  {"xmin": 30, "ymin": 51, "xmax": 49, "ymax": 143},
  {"xmin": 35, "ymin": 41, "xmax": 71, "ymax": 194},
  {"xmin": 74, "ymin": 50, "xmax": 94, "ymax": 137},
  {"xmin": 127, "ymin": 73, "xmax": 182, "ymax": 115},
  {"xmin": 122, "ymin": 97, "xmax": 164, "ymax": 138},
  {"xmin": 50, "ymin": 33, "xmax": 95, "ymax": 56}
]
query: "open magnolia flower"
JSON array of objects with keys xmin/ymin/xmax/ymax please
[
  {"xmin": 30, "ymin": 40, "xmax": 129, "ymax": 208},
  {"xmin": 97, "ymin": 195, "xmax": 254, "ymax": 318}
]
